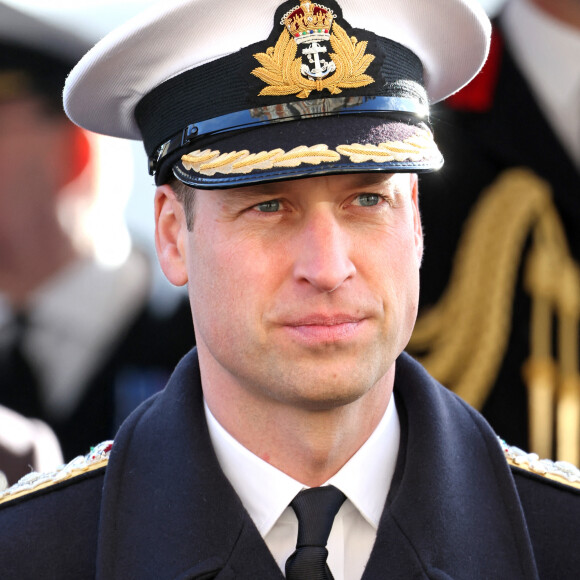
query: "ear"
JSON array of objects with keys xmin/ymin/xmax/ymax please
[
  {"xmin": 155, "ymin": 184, "xmax": 189, "ymax": 286},
  {"xmin": 410, "ymin": 174, "xmax": 423, "ymax": 263}
]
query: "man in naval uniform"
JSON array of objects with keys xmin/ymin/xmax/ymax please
[{"xmin": 0, "ymin": 1, "xmax": 579, "ymax": 579}]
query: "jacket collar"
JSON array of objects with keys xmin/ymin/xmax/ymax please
[
  {"xmin": 95, "ymin": 349, "xmax": 283, "ymax": 579},
  {"xmin": 96, "ymin": 349, "xmax": 538, "ymax": 579},
  {"xmin": 363, "ymin": 353, "xmax": 538, "ymax": 579}
]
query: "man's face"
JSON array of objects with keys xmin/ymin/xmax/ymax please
[
  {"xmin": 162, "ymin": 172, "xmax": 423, "ymax": 412},
  {"xmin": 0, "ymin": 96, "xmax": 74, "ymax": 290}
]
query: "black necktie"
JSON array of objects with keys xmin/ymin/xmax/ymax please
[
  {"xmin": 285, "ymin": 485, "xmax": 347, "ymax": 580},
  {"xmin": 0, "ymin": 311, "xmax": 43, "ymax": 418}
]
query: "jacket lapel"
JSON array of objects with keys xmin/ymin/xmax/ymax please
[
  {"xmin": 363, "ymin": 353, "xmax": 539, "ymax": 579},
  {"xmin": 95, "ymin": 349, "xmax": 283, "ymax": 580}
]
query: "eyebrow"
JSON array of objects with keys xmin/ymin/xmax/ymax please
[
  {"xmin": 222, "ymin": 173, "xmax": 397, "ymax": 198},
  {"xmin": 217, "ymin": 184, "xmax": 283, "ymax": 207},
  {"xmin": 225, "ymin": 183, "xmax": 284, "ymax": 197}
]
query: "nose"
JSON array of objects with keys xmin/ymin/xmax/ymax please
[{"xmin": 292, "ymin": 209, "xmax": 356, "ymax": 293}]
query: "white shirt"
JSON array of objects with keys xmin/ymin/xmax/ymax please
[
  {"xmin": 0, "ymin": 251, "xmax": 150, "ymax": 421},
  {"xmin": 502, "ymin": 0, "xmax": 580, "ymax": 168},
  {"xmin": 205, "ymin": 395, "xmax": 400, "ymax": 580}
]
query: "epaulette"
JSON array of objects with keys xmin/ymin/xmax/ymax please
[
  {"xmin": 0, "ymin": 440, "xmax": 113, "ymax": 506},
  {"xmin": 499, "ymin": 438, "xmax": 580, "ymax": 491}
]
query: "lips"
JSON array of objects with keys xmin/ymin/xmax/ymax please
[
  {"xmin": 286, "ymin": 314, "xmax": 364, "ymax": 327},
  {"xmin": 282, "ymin": 314, "xmax": 367, "ymax": 344}
]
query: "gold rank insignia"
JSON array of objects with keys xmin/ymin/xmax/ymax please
[
  {"xmin": 252, "ymin": 0, "xmax": 375, "ymax": 99},
  {"xmin": 0, "ymin": 441, "xmax": 113, "ymax": 505},
  {"xmin": 499, "ymin": 437, "xmax": 580, "ymax": 491}
]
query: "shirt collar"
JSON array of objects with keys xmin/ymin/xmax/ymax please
[
  {"xmin": 1, "ymin": 254, "xmax": 149, "ymax": 340},
  {"xmin": 327, "ymin": 393, "xmax": 399, "ymax": 528},
  {"xmin": 27, "ymin": 254, "xmax": 149, "ymax": 339},
  {"xmin": 205, "ymin": 393, "xmax": 399, "ymax": 536},
  {"xmin": 0, "ymin": 253, "xmax": 151, "ymax": 418}
]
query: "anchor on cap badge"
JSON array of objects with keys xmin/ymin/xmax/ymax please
[
  {"xmin": 252, "ymin": 0, "xmax": 375, "ymax": 98},
  {"xmin": 289, "ymin": 0, "xmax": 336, "ymax": 79}
]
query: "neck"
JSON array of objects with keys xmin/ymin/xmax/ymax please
[
  {"xmin": 203, "ymin": 359, "xmax": 394, "ymax": 487},
  {"xmin": 530, "ymin": 0, "xmax": 580, "ymax": 30}
]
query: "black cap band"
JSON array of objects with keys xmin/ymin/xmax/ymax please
[{"xmin": 147, "ymin": 95, "xmax": 429, "ymax": 176}]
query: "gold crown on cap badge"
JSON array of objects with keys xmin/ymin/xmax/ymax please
[
  {"xmin": 252, "ymin": 0, "xmax": 375, "ymax": 98},
  {"xmin": 283, "ymin": 0, "xmax": 335, "ymax": 44}
]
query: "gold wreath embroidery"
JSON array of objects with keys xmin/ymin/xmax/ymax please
[
  {"xmin": 182, "ymin": 145, "xmax": 341, "ymax": 176},
  {"xmin": 337, "ymin": 134, "xmax": 435, "ymax": 163},
  {"xmin": 181, "ymin": 131, "xmax": 437, "ymax": 176},
  {"xmin": 251, "ymin": 22, "xmax": 375, "ymax": 99}
]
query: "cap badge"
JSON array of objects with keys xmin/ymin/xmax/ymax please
[{"xmin": 252, "ymin": 0, "xmax": 375, "ymax": 98}]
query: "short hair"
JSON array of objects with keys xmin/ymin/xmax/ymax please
[{"xmin": 168, "ymin": 178, "xmax": 196, "ymax": 231}]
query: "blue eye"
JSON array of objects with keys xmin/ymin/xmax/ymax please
[
  {"xmin": 255, "ymin": 200, "xmax": 281, "ymax": 212},
  {"xmin": 355, "ymin": 194, "xmax": 381, "ymax": 207}
]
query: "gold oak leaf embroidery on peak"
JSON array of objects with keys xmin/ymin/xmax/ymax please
[
  {"xmin": 336, "ymin": 130, "xmax": 436, "ymax": 163},
  {"xmin": 180, "ymin": 137, "xmax": 436, "ymax": 176},
  {"xmin": 273, "ymin": 145, "xmax": 341, "ymax": 167},
  {"xmin": 182, "ymin": 145, "xmax": 340, "ymax": 176}
]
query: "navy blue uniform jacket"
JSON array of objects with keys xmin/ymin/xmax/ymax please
[{"xmin": 0, "ymin": 350, "xmax": 579, "ymax": 579}]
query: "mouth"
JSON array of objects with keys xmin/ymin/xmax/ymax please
[{"xmin": 282, "ymin": 315, "xmax": 367, "ymax": 345}]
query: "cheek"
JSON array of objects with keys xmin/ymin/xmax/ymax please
[
  {"xmin": 392, "ymin": 234, "xmax": 421, "ymax": 332},
  {"xmin": 186, "ymin": 224, "xmax": 271, "ymax": 337},
  {"xmin": 0, "ymin": 133, "xmax": 62, "ymax": 207},
  {"xmin": 368, "ymin": 223, "xmax": 421, "ymax": 318},
  {"xmin": 187, "ymin": 226, "xmax": 231, "ymax": 317},
  {"xmin": 0, "ymin": 136, "xmax": 32, "ymax": 188}
]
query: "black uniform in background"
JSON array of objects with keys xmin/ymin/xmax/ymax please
[{"xmin": 410, "ymin": 24, "xmax": 580, "ymax": 459}]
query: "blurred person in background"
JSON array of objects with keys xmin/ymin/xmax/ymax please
[
  {"xmin": 0, "ymin": 2, "xmax": 195, "ymax": 461},
  {"xmin": 0, "ymin": 404, "xmax": 62, "ymax": 488},
  {"xmin": 408, "ymin": 0, "xmax": 580, "ymax": 464}
]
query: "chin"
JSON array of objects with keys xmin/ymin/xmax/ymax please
[{"xmin": 278, "ymin": 371, "xmax": 381, "ymax": 412}]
